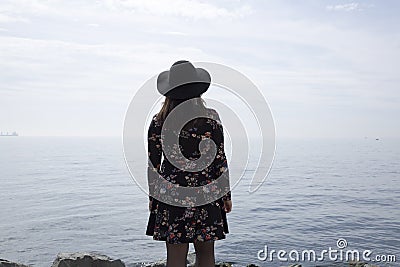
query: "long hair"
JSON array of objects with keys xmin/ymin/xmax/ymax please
[{"xmin": 156, "ymin": 96, "xmax": 208, "ymax": 130}]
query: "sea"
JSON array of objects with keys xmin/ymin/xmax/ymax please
[{"xmin": 0, "ymin": 137, "xmax": 399, "ymax": 267}]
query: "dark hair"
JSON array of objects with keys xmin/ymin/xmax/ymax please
[{"xmin": 156, "ymin": 96, "xmax": 208, "ymax": 130}]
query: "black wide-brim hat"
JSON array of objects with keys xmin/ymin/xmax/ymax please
[{"xmin": 157, "ymin": 60, "xmax": 211, "ymax": 100}]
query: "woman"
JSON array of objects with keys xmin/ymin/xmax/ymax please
[{"xmin": 145, "ymin": 60, "xmax": 232, "ymax": 267}]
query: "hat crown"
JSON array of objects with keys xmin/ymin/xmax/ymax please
[
  {"xmin": 169, "ymin": 60, "xmax": 197, "ymax": 87},
  {"xmin": 157, "ymin": 60, "xmax": 210, "ymax": 100}
]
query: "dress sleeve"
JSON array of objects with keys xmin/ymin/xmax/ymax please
[
  {"xmin": 210, "ymin": 110, "xmax": 231, "ymax": 201},
  {"xmin": 147, "ymin": 115, "xmax": 162, "ymax": 201}
]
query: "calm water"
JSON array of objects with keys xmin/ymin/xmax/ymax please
[{"xmin": 0, "ymin": 137, "xmax": 399, "ymax": 267}]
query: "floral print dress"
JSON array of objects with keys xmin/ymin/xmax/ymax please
[{"xmin": 145, "ymin": 108, "xmax": 231, "ymax": 244}]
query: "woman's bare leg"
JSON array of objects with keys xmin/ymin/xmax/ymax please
[
  {"xmin": 166, "ymin": 242, "xmax": 189, "ymax": 267},
  {"xmin": 194, "ymin": 239, "xmax": 215, "ymax": 267}
]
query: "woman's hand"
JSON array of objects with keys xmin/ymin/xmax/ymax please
[
  {"xmin": 223, "ymin": 200, "xmax": 232, "ymax": 213},
  {"xmin": 149, "ymin": 200, "xmax": 153, "ymax": 212}
]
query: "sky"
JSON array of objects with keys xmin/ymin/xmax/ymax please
[{"xmin": 0, "ymin": 0, "xmax": 399, "ymax": 138}]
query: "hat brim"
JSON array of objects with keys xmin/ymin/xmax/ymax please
[{"xmin": 157, "ymin": 67, "xmax": 211, "ymax": 100}]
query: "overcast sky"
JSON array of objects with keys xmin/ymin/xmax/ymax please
[{"xmin": 1, "ymin": 0, "xmax": 399, "ymax": 138}]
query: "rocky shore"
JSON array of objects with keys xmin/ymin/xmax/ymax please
[
  {"xmin": 0, "ymin": 252, "xmax": 382, "ymax": 267},
  {"xmin": 0, "ymin": 252, "xmax": 235, "ymax": 267}
]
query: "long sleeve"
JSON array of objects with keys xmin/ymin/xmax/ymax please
[
  {"xmin": 210, "ymin": 110, "xmax": 231, "ymax": 201},
  {"xmin": 147, "ymin": 115, "xmax": 162, "ymax": 201}
]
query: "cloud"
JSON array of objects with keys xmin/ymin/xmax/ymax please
[
  {"xmin": 101, "ymin": 0, "xmax": 253, "ymax": 19},
  {"xmin": 0, "ymin": 35, "xmax": 214, "ymax": 97},
  {"xmin": 0, "ymin": 0, "xmax": 51, "ymax": 18},
  {"xmin": 163, "ymin": 31, "xmax": 188, "ymax": 36},
  {"xmin": 0, "ymin": 13, "xmax": 29, "ymax": 23},
  {"xmin": 326, "ymin": 2, "xmax": 361, "ymax": 11},
  {"xmin": 0, "ymin": 0, "xmax": 253, "ymax": 27},
  {"xmin": 87, "ymin": 23, "xmax": 100, "ymax": 27}
]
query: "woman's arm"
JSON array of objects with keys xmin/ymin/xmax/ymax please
[
  {"xmin": 209, "ymin": 109, "xmax": 232, "ymax": 202},
  {"xmin": 147, "ymin": 115, "xmax": 162, "ymax": 202}
]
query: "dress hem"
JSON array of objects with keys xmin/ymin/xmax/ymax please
[{"xmin": 145, "ymin": 233, "xmax": 227, "ymax": 244}]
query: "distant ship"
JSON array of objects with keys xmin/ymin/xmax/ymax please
[{"xmin": 0, "ymin": 131, "xmax": 19, "ymax": 136}]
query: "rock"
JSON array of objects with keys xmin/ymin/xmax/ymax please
[
  {"xmin": 349, "ymin": 262, "xmax": 380, "ymax": 267},
  {"xmin": 349, "ymin": 261, "xmax": 374, "ymax": 267},
  {"xmin": 0, "ymin": 259, "xmax": 31, "ymax": 267},
  {"xmin": 144, "ymin": 252, "xmax": 196, "ymax": 267},
  {"xmin": 51, "ymin": 252, "xmax": 125, "ymax": 267},
  {"xmin": 215, "ymin": 263, "xmax": 232, "ymax": 267},
  {"xmin": 143, "ymin": 252, "xmax": 235, "ymax": 267},
  {"xmin": 143, "ymin": 260, "xmax": 165, "ymax": 267}
]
